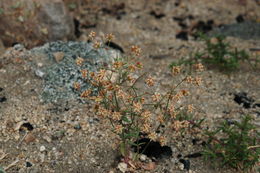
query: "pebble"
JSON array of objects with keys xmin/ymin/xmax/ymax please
[
  {"xmin": 140, "ymin": 154, "xmax": 147, "ymax": 161},
  {"xmin": 24, "ymin": 133, "xmax": 36, "ymax": 144},
  {"xmin": 179, "ymin": 159, "xmax": 190, "ymax": 170},
  {"xmin": 117, "ymin": 162, "xmax": 128, "ymax": 173},
  {"xmin": 0, "ymin": 96, "xmax": 7, "ymax": 103},
  {"xmin": 53, "ymin": 52, "xmax": 65, "ymax": 63},
  {"xmin": 26, "ymin": 161, "xmax": 33, "ymax": 167},
  {"xmin": 35, "ymin": 69, "xmax": 45, "ymax": 78},
  {"xmin": 40, "ymin": 146, "xmax": 46, "ymax": 152}
]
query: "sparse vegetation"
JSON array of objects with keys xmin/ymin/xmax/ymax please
[
  {"xmin": 202, "ymin": 115, "xmax": 260, "ymax": 172},
  {"xmin": 76, "ymin": 32, "xmax": 204, "ymax": 164},
  {"xmin": 170, "ymin": 34, "xmax": 259, "ymax": 72}
]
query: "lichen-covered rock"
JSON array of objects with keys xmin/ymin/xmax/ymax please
[{"xmin": 30, "ymin": 41, "xmax": 120, "ymax": 103}]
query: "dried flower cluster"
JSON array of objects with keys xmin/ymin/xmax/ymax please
[{"xmin": 75, "ymin": 31, "xmax": 204, "ymax": 161}]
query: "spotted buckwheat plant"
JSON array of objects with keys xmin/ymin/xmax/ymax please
[{"xmin": 77, "ymin": 31, "xmax": 204, "ymax": 162}]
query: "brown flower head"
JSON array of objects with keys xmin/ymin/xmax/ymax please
[
  {"xmin": 193, "ymin": 77, "xmax": 202, "ymax": 86},
  {"xmin": 81, "ymin": 69, "xmax": 88, "ymax": 78},
  {"xmin": 141, "ymin": 123, "xmax": 151, "ymax": 133},
  {"xmin": 193, "ymin": 63, "xmax": 204, "ymax": 72},
  {"xmin": 152, "ymin": 92, "xmax": 161, "ymax": 102},
  {"xmin": 73, "ymin": 82, "xmax": 81, "ymax": 90},
  {"xmin": 148, "ymin": 132, "xmax": 157, "ymax": 141},
  {"xmin": 112, "ymin": 112, "xmax": 122, "ymax": 121},
  {"xmin": 187, "ymin": 104, "xmax": 194, "ymax": 113},
  {"xmin": 105, "ymin": 33, "xmax": 114, "ymax": 42},
  {"xmin": 88, "ymin": 31, "xmax": 96, "ymax": 40},
  {"xmin": 172, "ymin": 66, "xmax": 181, "ymax": 75},
  {"xmin": 131, "ymin": 45, "xmax": 141, "ymax": 56},
  {"xmin": 185, "ymin": 76, "xmax": 193, "ymax": 84},
  {"xmin": 145, "ymin": 76, "xmax": 155, "ymax": 87},
  {"xmin": 141, "ymin": 110, "xmax": 151, "ymax": 120},
  {"xmin": 93, "ymin": 41, "xmax": 101, "ymax": 49},
  {"xmin": 133, "ymin": 102, "xmax": 142, "ymax": 113},
  {"xmin": 128, "ymin": 64, "xmax": 136, "ymax": 72},
  {"xmin": 114, "ymin": 124, "xmax": 123, "ymax": 134},
  {"xmin": 158, "ymin": 136, "xmax": 167, "ymax": 146},
  {"xmin": 76, "ymin": 57, "xmax": 84, "ymax": 66},
  {"xmin": 81, "ymin": 89, "xmax": 92, "ymax": 98},
  {"xmin": 180, "ymin": 89, "xmax": 189, "ymax": 96},
  {"xmin": 113, "ymin": 61, "xmax": 123, "ymax": 69}
]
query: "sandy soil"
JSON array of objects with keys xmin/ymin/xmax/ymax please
[{"xmin": 0, "ymin": 0, "xmax": 260, "ymax": 172}]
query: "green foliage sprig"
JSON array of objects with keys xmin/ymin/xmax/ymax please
[{"xmin": 203, "ymin": 115, "xmax": 260, "ymax": 172}]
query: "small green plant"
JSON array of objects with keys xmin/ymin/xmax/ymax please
[
  {"xmin": 76, "ymin": 32, "xmax": 203, "ymax": 165},
  {"xmin": 202, "ymin": 115, "xmax": 260, "ymax": 172},
  {"xmin": 170, "ymin": 34, "xmax": 257, "ymax": 72}
]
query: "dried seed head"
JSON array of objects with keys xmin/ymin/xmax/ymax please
[
  {"xmin": 128, "ymin": 64, "xmax": 136, "ymax": 72},
  {"xmin": 141, "ymin": 123, "xmax": 151, "ymax": 133},
  {"xmin": 81, "ymin": 89, "xmax": 92, "ymax": 98},
  {"xmin": 181, "ymin": 89, "xmax": 189, "ymax": 96},
  {"xmin": 193, "ymin": 63, "xmax": 204, "ymax": 72},
  {"xmin": 88, "ymin": 31, "xmax": 96, "ymax": 40},
  {"xmin": 152, "ymin": 92, "xmax": 161, "ymax": 102},
  {"xmin": 193, "ymin": 77, "xmax": 202, "ymax": 86},
  {"xmin": 113, "ymin": 61, "xmax": 123, "ymax": 69},
  {"xmin": 114, "ymin": 124, "xmax": 123, "ymax": 134},
  {"xmin": 187, "ymin": 104, "xmax": 194, "ymax": 113},
  {"xmin": 141, "ymin": 110, "xmax": 152, "ymax": 120},
  {"xmin": 185, "ymin": 76, "xmax": 193, "ymax": 84},
  {"xmin": 145, "ymin": 76, "xmax": 155, "ymax": 87},
  {"xmin": 148, "ymin": 132, "xmax": 157, "ymax": 141},
  {"xmin": 93, "ymin": 41, "xmax": 101, "ymax": 49},
  {"xmin": 172, "ymin": 66, "xmax": 181, "ymax": 75},
  {"xmin": 157, "ymin": 114, "xmax": 165, "ymax": 124},
  {"xmin": 105, "ymin": 33, "xmax": 114, "ymax": 42},
  {"xmin": 133, "ymin": 102, "xmax": 142, "ymax": 113},
  {"xmin": 112, "ymin": 112, "xmax": 122, "ymax": 121},
  {"xmin": 76, "ymin": 57, "xmax": 84, "ymax": 66},
  {"xmin": 131, "ymin": 45, "xmax": 141, "ymax": 56},
  {"xmin": 81, "ymin": 69, "xmax": 88, "ymax": 78},
  {"xmin": 73, "ymin": 82, "xmax": 81, "ymax": 90},
  {"xmin": 158, "ymin": 136, "xmax": 167, "ymax": 146}
]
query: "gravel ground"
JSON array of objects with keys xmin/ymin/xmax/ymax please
[{"xmin": 0, "ymin": 0, "xmax": 260, "ymax": 172}]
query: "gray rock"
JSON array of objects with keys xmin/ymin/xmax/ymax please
[
  {"xmin": 209, "ymin": 21, "xmax": 260, "ymax": 40},
  {"xmin": 37, "ymin": 0, "xmax": 75, "ymax": 41}
]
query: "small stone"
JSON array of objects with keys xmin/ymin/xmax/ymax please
[
  {"xmin": 40, "ymin": 146, "xmax": 46, "ymax": 152},
  {"xmin": 178, "ymin": 163, "xmax": 184, "ymax": 170},
  {"xmin": 52, "ymin": 130, "xmax": 65, "ymax": 140},
  {"xmin": 35, "ymin": 69, "xmax": 45, "ymax": 78},
  {"xmin": 142, "ymin": 162, "xmax": 156, "ymax": 170},
  {"xmin": 37, "ymin": 63, "xmax": 43, "ymax": 67},
  {"xmin": 42, "ymin": 135, "xmax": 52, "ymax": 143},
  {"xmin": 117, "ymin": 162, "xmax": 127, "ymax": 173},
  {"xmin": 53, "ymin": 52, "xmax": 65, "ymax": 62},
  {"xmin": 74, "ymin": 124, "xmax": 81, "ymax": 130},
  {"xmin": 26, "ymin": 161, "xmax": 33, "ymax": 167},
  {"xmin": 179, "ymin": 159, "xmax": 190, "ymax": 171},
  {"xmin": 24, "ymin": 133, "xmax": 36, "ymax": 144},
  {"xmin": 140, "ymin": 154, "xmax": 147, "ymax": 161},
  {"xmin": 0, "ymin": 96, "xmax": 7, "ymax": 103}
]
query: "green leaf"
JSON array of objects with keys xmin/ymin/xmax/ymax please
[
  {"xmin": 0, "ymin": 167, "xmax": 6, "ymax": 173},
  {"xmin": 120, "ymin": 142, "xmax": 126, "ymax": 157},
  {"xmin": 0, "ymin": 8, "xmax": 3, "ymax": 15}
]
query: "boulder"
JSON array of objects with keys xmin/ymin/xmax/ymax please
[{"xmin": 0, "ymin": 0, "xmax": 74, "ymax": 48}]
